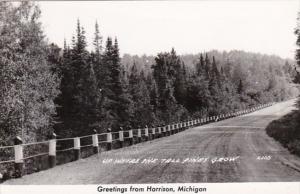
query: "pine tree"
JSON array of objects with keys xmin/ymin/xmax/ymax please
[
  {"xmin": 128, "ymin": 63, "xmax": 155, "ymax": 127},
  {"xmin": 211, "ymin": 56, "xmax": 221, "ymax": 86},
  {"xmin": 204, "ymin": 53, "xmax": 211, "ymax": 78},
  {"xmin": 207, "ymin": 56, "xmax": 222, "ymax": 114},
  {"xmin": 195, "ymin": 53, "xmax": 205, "ymax": 76},
  {"xmin": 57, "ymin": 20, "xmax": 100, "ymax": 136},
  {"xmin": 92, "ymin": 20, "xmax": 103, "ymax": 86},
  {"xmin": 146, "ymin": 74, "xmax": 159, "ymax": 121},
  {"xmin": 173, "ymin": 61, "xmax": 187, "ymax": 106},
  {"xmin": 93, "ymin": 21, "xmax": 103, "ymax": 57},
  {"xmin": 168, "ymin": 48, "xmax": 187, "ymax": 106},
  {"xmin": 186, "ymin": 53, "xmax": 210, "ymax": 114},
  {"xmin": 152, "ymin": 50, "xmax": 185, "ymax": 123},
  {"xmin": 101, "ymin": 37, "xmax": 131, "ymax": 130}
]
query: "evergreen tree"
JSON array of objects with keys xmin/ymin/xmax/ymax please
[
  {"xmin": 169, "ymin": 49, "xmax": 187, "ymax": 106},
  {"xmin": 206, "ymin": 56, "xmax": 221, "ymax": 114},
  {"xmin": 92, "ymin": 20, "xmax": 103, "ymax": 86},
  {"xmin": 128, "ymin": 63, "xmax": 155, "ymax": 127},
  {"xmin": 185, "ymin": 53, "xmax": 209, "ymax": 114},
  {"xmin": 93, "ymin": 21, "xmax": 103, "ymax": 57},
  {"xmin": 195, "ymin": 53, "xmax": 205, "ymax": 76},
  {"xmin": 101, "ymin": 37, "xmax": 131, "ymax": 130},
  {"xmin": 146, "ymin": 74, "xmax": 159, "ymax": 120},
  {"xmin": 57, "ymin": 20, "xmax": 100, "ymax": 136},
  {"xmin": 204, "ymin": 53, "xmax": 211, "ymax": 78},
  {"xmin": 152, "ymin": 52, "xmax": 173, "ymax": 123},
  {"xmin": 152, "ymin": 50, "xmax": 186, "ymax": 123}
]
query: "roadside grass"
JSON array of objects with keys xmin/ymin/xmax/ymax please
[{"xmin": 266, "ymin": 103, "xmax": 300, "ymax": 156}]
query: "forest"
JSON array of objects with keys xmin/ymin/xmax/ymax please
[{"xmin": 0, "ymin": 2, "xmax": 299, "ymax": 146}]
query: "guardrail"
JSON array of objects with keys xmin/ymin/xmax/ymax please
[{"xmin": 0, "ymin": 102, "xmax": 275, "ymax": 180}]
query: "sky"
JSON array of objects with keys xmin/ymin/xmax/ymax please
[{"xmin": 39, "ymin": 1, "xmax": 299, "ymax": 59}]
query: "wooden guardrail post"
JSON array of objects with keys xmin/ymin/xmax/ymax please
[
  {"xmin": 106, "ymin": 132, "xmax": 112, "ymax": 150},
  {"xmin": 158, "ymin": 127, "xmax": 162, "ymax": 137},
  {"xmin": 49, "ymin": 132, "xmax": 57, "ymax": 168},
  {"xmin": 162, "ymin": 126, "xmax": 166, "ymax": 136},
  {"xmin": 14, "ymin": 136, "xmax": 23, "ymax": 178},
  {"xmin": 170, "ymin": 124, "xmax": 174, "ymax": 135},
  {"xmin": 152, "ymin": 127, "xmax": 156, "ymax": 139},
  {"xmin": 137, "ymin": 128, "xmax": 142, "ymax": 143},
  {"xmin": 144, "ymin": 126, "xmax": 149, "ymax": 141},
  {"xmin": 92, "ymin": 130, "xmax": 99, "ymax": 154},
  {"xmin": 119, "ymin": 130, "xmax": 124, "ymax": 148},
  {"xmin": 129, "ymin": 130, "xmax": 134, "ymax": 145},
  {"xmin": 74, "ymin": 137, "xmax": 80, "ymax": 160},
  {"xmin": 167, "ymin": 125, "xmax": 171, "ymax": 135},
  {"xmin": 165, "ymin": 125, "xmax": 169, "ymax": 136},
  {"xmin": 148, "ymin": 127, "xmax": 153, "ymax": 140}
]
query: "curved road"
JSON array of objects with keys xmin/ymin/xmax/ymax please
[{"xmin": 4, "ymin": 99, "xmax": 300, "ymax": 184}]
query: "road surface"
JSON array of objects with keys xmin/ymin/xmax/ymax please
[{"xmin": 4, "ymin": 99, "xmax": 300, "ymax": 184}]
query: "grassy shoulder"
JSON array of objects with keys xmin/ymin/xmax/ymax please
[{"xmin": 266, "ymin": 108, "xmax": 300, "ymax": 156}]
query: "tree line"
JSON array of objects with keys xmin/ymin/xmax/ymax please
[{"xmin": 0, "ymin": 2, "xmax": 298, "ymax": 145}]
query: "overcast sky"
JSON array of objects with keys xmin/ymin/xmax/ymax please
[{"xmin": 39, "ymin": 1, "xmax": 299, "ymax": 59}]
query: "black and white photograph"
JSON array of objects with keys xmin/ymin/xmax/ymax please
[{"xmin": 0, "ymin": 0, "xmax": 300, "ymax": 193}]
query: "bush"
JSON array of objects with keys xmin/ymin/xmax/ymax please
[{"xmin": 266, "ymin": 105, "xmax": 300, "ymax": 157}]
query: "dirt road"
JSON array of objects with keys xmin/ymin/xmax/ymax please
[{"xmin": 4, "ymin": 99, "xmax": 300, "ymax": 184}]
